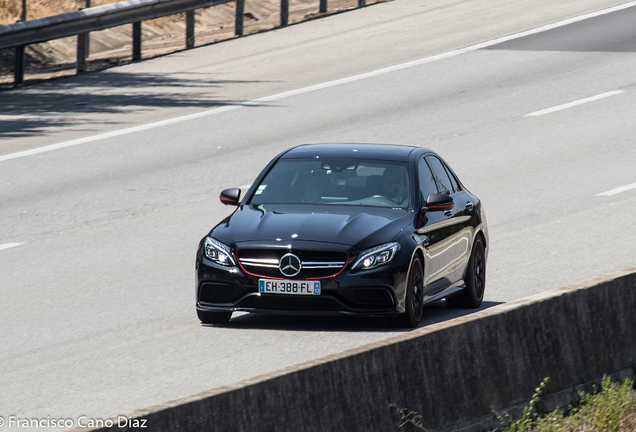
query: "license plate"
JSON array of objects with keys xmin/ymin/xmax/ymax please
[{"xmin": 259, "ymin": 279, "xmax": 321, "ymax": 295}]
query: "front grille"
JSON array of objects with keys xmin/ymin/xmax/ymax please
[{"xmin": 237, "ymin": 249, "xmax": 348, "ymax": 279}]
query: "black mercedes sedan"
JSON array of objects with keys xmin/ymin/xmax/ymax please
[{"xmin": 196, "ymin": 144, "xmax": 488, "ymax": 327}]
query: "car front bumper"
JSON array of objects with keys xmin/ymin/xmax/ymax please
[{"xmin": 195, "ymin": 253, "xmax": 410, "ymax": 317}]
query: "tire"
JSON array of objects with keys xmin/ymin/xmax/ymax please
[
  {"xmin": 446, "ymin": 235, "xmax": 486, "ymax": 308},
  {"xmin": 197, "ymin": 309, "xmax": 232, "ymax": 324},
  {"xmin": 387, "ymin": 255, "xmax": 424, "ymax": 328}
]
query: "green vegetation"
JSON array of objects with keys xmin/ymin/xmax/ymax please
[{"xmin": 492, "ymin": 376, "xmax": 636, "ymax": 432}]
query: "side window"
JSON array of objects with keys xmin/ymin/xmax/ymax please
[
  {"xmin": 426, "ymin": 156, "xmax": 454, "ymax": 196},
  {"xmin": 444, "ymin": 165, "xmax": 460, "ymax": 193},
  {"xmin": 418, "ymin": 158, "xmax": 438, "ymax": 201}
]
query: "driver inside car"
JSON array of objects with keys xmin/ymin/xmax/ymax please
[{"xmin": 381, "ymin": 166, "xmax": 409, "ymax": 206}]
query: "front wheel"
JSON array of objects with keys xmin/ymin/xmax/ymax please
[
  {"xmin": 197, "ymin": 309, "xmax": 232, "ymax": 324},
  {"xmin": 446, "ymin": 236, "xmax": 486, "ymax": 308},
  {"xmin": 387, "ymin": 255, "xmax": 424, "ymax": 328}
]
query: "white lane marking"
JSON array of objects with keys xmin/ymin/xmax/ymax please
[
  {"xmin": 0, "ymin": 242, "xmax": 25, "ymax": 252},
  {"xmin": 0, "ymin": 105, "xmax": 241, "ymax": 163},
  {"xmin": 597, "ymin": 182, "xmax": 636, "ymax": 197},
  {"xmin": 2, "ymin": 0, "xmax": 636, "ymax": 164},
  {"xmin": 525, "ymin": 90, "xmax": 625, "ymax": 117},
  {"xmin": 0, "ymin": 114, "xmax": 45, "ymax": 121}
]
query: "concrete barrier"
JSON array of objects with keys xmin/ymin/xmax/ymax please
[{"xmin": 75, "ymin": 266, "xmax": 636, "ymax": 432}]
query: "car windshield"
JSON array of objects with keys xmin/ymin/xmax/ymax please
[{"xmin": 248, "ymin": 158, "xmax": 410, "ymax": 208}]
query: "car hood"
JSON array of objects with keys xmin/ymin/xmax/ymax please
[{"xmin": 209, "ymin": 204, "xmax": 413, "ymax": 249}]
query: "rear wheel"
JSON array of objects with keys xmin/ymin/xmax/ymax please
[
  {"xmin": 197, "ymin": 309, "xmax": 232, "ymax": 324},
  {"xmin": 387, "ymin": 255, "xmax": 424, "ymax": 328},
  {"xmin": 446, "ymin": 236, "xmax": 485, "ymax": 308}
]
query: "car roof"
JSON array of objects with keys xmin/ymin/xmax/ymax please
[{"xmin": 281, "ymin": 143, "xmax": 427, "ymax": 162}]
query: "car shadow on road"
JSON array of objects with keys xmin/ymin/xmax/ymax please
[{"xmin": 204, "ymin": 301, "xmax": 504, "ymax": 332}]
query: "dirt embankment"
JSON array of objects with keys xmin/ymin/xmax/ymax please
[{"xmin": 0, "ymin": 0, "xmax": 380, "ymax": 87}]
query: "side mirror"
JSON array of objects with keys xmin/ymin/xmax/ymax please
[
  {"xmin": 219, "ymin": 188, "xmax": 241, "ymax": 206},
  {"xmin": 423, "ymin": 193, "xmax": 454, "ymax": 211}
]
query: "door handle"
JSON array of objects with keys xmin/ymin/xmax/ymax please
[{"xmin": 465, "ymin": 201, "xmax": 474, "ymax": 211}]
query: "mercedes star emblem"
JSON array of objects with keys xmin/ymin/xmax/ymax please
[{"xmin": 279, "ymin": 253, "xmax": 302, "ymax": 277}]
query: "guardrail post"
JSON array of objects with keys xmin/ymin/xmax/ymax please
[
  {"xmin": 235, "ymin": 0, "xmax": 244, "ymax": 37},
  {"xmin": 21, "ymin": 0, "xmax": 27, "ymax": 21},
  {"xmin": 14, "ymin": 2, "xmax": 27, "ymax": 86},
  {"xmin": 358, "ymin": 0, "xmax": 365, "ymax": 7},
  {"xmin": 77, "ymin": 33, "xmax": 88, "ymax": 73},
  {"xmin": 132, "ymin": 21, "xmax": 142, "ymax": 61},
  {"xmin": 186, "ymin": 10, "xmax": 195, "ymax": 48},
  {"xmin": 319, "ymin": 0, "xmax": 327, "ymax": 13},
  {"xmin": 281, "ymin": 0, "xmax": 289, "ymax": 26},
  {"xmin": 14, "ymin": 45, "xmax": 25, "ymax": 86},
  {"xmin": 82, "ymin": 1, "xmax": 91, "ymax": 60}
]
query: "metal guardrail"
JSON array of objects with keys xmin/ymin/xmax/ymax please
[
  {"xmin": 0, "ymin": 0, "xmax": 367, "ymax": 87},
  {"xmin": 0, "ymin": 0, "xmax": 234, "ymax": 50},
  {"xmin": 0, "ymin": 0, "xmax": 239, "ymax": 85}
]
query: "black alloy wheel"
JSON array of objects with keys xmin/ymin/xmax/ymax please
[
  {"xmin": 197, "ymin": 309, "xmax": 232, "ymax": 324},
  {"xmin": 387, "ymin": 255, "xmax": 424, "ymax": 328},
  {"xmin": 446, "ymin": 236, "xmax": 486, "ymax": 308}
]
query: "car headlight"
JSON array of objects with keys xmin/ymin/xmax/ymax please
[
  {"xmin": 203, "ymin": 237, "xmax": 236, "ymax": 266},
  {"xmin": 352, "ymin": 242, "xmax": 400, "ymax": 270}
]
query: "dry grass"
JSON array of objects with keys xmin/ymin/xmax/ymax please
[
  {"xmin": 1, "ymin": 1, "xmax": 118, "ymax": 24},
  {"xmin": 0, "ymin": 0, "xmax": 189, "ymax": 25},
  {"xmin": 493, "ymin": 377, "xmax": 636, "ymax": 432}
]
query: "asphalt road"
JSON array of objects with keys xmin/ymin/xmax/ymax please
[{"xmin": 2, "ymin": 0, "xmax": 636, "ymax": 429}]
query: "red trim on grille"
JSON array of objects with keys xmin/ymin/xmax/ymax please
[{"xmin": 237, "ymin": 257, "xmax": 349, "ymax": 280}]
